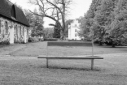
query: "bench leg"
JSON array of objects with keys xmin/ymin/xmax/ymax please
[
  {"xmin": 46, "ymin": 58, "xmax": 49, "ymax": 68},
  {"xmin": 91, "ymin": 59, "xmax": 94, "ymax": 70}
]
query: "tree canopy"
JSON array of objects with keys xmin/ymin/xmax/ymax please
[
  {"xmin": 80, "ymin": 0, "xmax": 127, "ymax": 47},
  {"xmin": 24, "ymin": 10, "xmax": 44, "ymax": 37}
]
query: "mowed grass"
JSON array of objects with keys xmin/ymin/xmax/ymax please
[
  {"xmin": 0, "ymin": 42, "xmax": 127, "ymax": 85},
  {"xmin": 9, "ymin": 42, "xmax": 127, "ymax": 57},
  {"xmin": 0, "ymin": 54, "xmax": 127, "ymax": 85}
]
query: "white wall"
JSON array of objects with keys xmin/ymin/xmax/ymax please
[
  {"xmin": 68, "ymin": 20, "xmax": 81, "ymax": 40},
  {"xmin": 0, "ymin": 17, "xmax": 29, "ymax": 44}
]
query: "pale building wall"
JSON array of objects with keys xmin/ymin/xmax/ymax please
[
  {"xmin": 68, "ymin": 20, "xmax": 81, "ymax": 40},
  {"xmin": 9, "ymin": 24, "xmax": 14, "ymax": 44},
  {"xmin": 0, "ymin": 17, "xmax": 29, "ymax": 44}
]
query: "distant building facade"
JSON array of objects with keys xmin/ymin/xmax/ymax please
[
  {"xmin": 0, "ymin": 0, "xmax": 29, "ymax": 44},
  {"xmin": 68, "ymin": 20, "xmax": 81, "ymax": 40}
]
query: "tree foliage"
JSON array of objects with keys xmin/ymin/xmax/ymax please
[
  {"xmin": 78, "ymin": 17, "xmax": 90, "ymax": 39},
  {"xmin": 53, "ymin": 19, "xmax": 73, "ymax": 38},
  {"xmin": 81, "ymin": 0, "xmax": 127, "ymax": 47},
  {"xmin": 43, "ymin": 28, "xmax": 54, "ymax": 38},
  {"xmin": 53, "ymin": 22, "xmax": 61, "ymax": 38},
  {"xmin": 24, "ymin": 10, "xmax": 44, "ymax": 37}
]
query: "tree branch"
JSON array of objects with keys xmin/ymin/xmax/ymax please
[
  {"xmin": 44, "ymin": 14, "xmax": 62, "ymax": 29},
  {"xmin": 46, "ymin": 0, "xmax": 63, "ymax": 14}
]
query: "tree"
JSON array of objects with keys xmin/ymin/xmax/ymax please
[
  {"xmin": 79, "ymin": 0, "xmax": 102, "ymax": 41},
  {"xmin": 31, "ymin": 22, "xmax": 44, "ymax": 37},
  {"xmin": 53, "ymin": 19, "xmax": 73, "ymax": 38},
  {"xmin": 83, "ymin": 0, "xmax": 127, "ymax": 47},
  {"xmin": 24, "ymin": 9, "xmax": 44, "ymax": 37},
  {"xmin": 78, "ymin": 16, "xmax": 90, "ymax": 40},
  {"xmin": 29, "ymin": 0, "xmax": 72, "ymax": 39},
  {"xmin": 53, "ymin": 22, "xmax": 61, "ymax": 38},
  {"xmin": 43, "ymin": 28, "xmax": 54, "ymax": 38},
  {"xmin": 24, "ymin": 9, "xmax": 35, "ymax": 27},
  {"xmin": 93, "ymin": 0, "xmax": 118, "ymax": 45},
  {"xmin": 108, "ymin": 0, "xmax": 127, "ymax": 47}
]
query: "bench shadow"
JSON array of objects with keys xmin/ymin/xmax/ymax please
[{"xmin": 39, "ymin": 65, "xmax": 102, "ymax": 71}]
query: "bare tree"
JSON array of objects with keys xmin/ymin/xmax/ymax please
[{"xmin": 29, "ymin": 0, "xmax": 72, "ymax": 39}]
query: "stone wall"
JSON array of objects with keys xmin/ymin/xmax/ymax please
[{"xmin": 0, "ymin": 17, "xmax": 29, "ymax": 44}]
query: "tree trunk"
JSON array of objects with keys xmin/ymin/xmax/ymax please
[
  {"xmin": 60, "ymin": 29, "xmax": 64, "ymax": 40},
  {"xmin": 61, "ymin": 0, "xmax": 66, "ymax": 40},
  {"xmin": 99, "ymin": 41, "xmax": 103, "ymax": 46},
  {"xmin": 112, "ymin": 44, "xmax": 116, "ymax": 47},
  {"xmin": 112, "ymin": 42, "xmax": 116, "ymax": 48}
]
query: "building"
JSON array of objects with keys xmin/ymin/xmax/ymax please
[
  {"xmin": 68, "ymin": 20, "xmax": 81, "ymax": 40},
  {"xmin": 0, "ymin": 0, "xmax": 29, "ymax": 44}
]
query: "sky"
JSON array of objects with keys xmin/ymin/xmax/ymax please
[{"xmin": 10, "ymin": 0, "xmax": 92, "ymax": 27}]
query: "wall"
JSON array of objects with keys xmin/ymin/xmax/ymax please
[
  {"xmin": 0, "ymin": 17, "xmax": 29, "ymax": 44},
  {"xmin": 68, "ymin": 20, "xmax": 81, "ymax": 40}
]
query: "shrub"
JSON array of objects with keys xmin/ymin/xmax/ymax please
[
  {"xmin": 0, "ymin": 40, "xmax": 10, "ymax": 45},
  {"xmin": 28, "ymin": 37, "xmax": 39, "ymax": 42},
  {"xmin": 44, "ymin": 38, "xmax": 58, "ymax": 41}
]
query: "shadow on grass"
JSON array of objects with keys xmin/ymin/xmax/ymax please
[
  {"xmin": 39, "ymin": 65, "xmax": 102, "ymax": 71},
  {"xmin": 0, "ymin": 44, "xmax": 10, "ymax": 48},
  {"xmin": 99, "ymin": 46, "xmax": 127, "ymax": 48}
]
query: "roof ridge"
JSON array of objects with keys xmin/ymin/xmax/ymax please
[{"xmin": 0, "ymin": 0, "xmax": 29, "ymax": 27}]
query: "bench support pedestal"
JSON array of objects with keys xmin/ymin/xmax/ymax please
[
  {"xmin": 91, "ymin": 59, "xmax": 94, "ymax": 70},
  {"xmin": 46, "ymin": 58, "xmax": 49, "ymax": 68}
]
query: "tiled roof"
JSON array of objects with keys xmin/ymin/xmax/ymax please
[
  {"xmin": 0, "ymin": 0, "xmax": 29, "ymax": 27},
  {"xmin": 15, "ymin": 5, "xmax": 29, "ymax": 27},
  {"xmin": 0, "ymin": 0, "xmax": 12, "ymax": 19}
]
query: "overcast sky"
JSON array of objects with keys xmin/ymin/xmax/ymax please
[{"xmin": 10, "ymin": 0, "xmax": 92, "ymax": 27}]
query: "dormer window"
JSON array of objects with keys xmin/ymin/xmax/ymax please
[{"xmin": 11, "ymin": 5, "xmax": 16, "ymax": 19}]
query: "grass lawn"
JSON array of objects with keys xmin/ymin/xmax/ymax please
[
  {"xmin": 0, "ymin": 42, "xmax": 127, "ymax": 85},
  {"xmin": 9, "ymin": 42, "xmax": 127, "ymax": 57},
  {"xmin": 0, "ymin": 54, "xmax": 127, "ymax": 85}
]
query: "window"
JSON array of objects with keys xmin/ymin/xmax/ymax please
[
  {"xmin": 0, "ymin": 20, "xmax": 1, "ymax": 34},
  {"xmin": 5, "ymin": 21, "xmax": 8, "ymax": 34},
  {"xmin": 75, "ymin": 29, "xmax": 78, "ymax": 33},
  {"xmin": 11, "ymin": 5, "xmax": 16, "ymax": 19},
  {"xmin": 14, "ymin": 25, "xmax": 17, "ymax": 35},
  {"xmin": 20, "ymin": 26, "xmax": 22, "ymax": 36},
  {"xmin": 22, "ymin": 27, "xmax": 24, "ymax": 36},
  {"xmin": 75, "ymin": 34, "xmax": 77, "ymax": 37}
]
